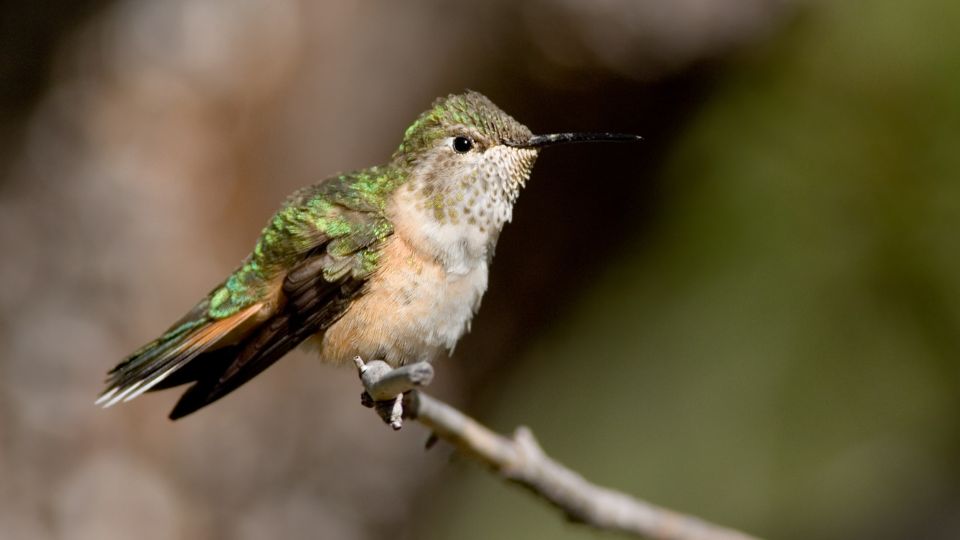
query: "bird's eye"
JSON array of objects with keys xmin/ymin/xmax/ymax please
[{"xmin": 452, "ymin": 136, "xmax": 474, "ymax": 153}]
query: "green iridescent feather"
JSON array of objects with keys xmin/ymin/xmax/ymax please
[
  {"xmin": 393, "ymin": 91, "xmax": 531, "ymax": 165},
  {"xmin": 107, "ymin": 167, "xmax": 405, "ymax": 386},
  {"xmin": 206, "ymin": 166, "xmax": 404, "ymax": 320}
]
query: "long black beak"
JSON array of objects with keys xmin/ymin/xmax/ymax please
[{"xmin": 509, "ymin": 132, "xmax": 642, "ymax": 149}]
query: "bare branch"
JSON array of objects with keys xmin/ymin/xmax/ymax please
[
  {"xmin": 354, "ymin": 359, "xmax": 763, "ymax": 540},
  {"xmin": 354, "ymin": 357, "xmax": 434, "ymax": 429},
  {"xmin": 355, "ymin": 357, "xmax": 434, "ymax": 401}
]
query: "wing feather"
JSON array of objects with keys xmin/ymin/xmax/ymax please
[{"xmin": 167, "ymin": 253, "xmax": 366, "ymax": 419}]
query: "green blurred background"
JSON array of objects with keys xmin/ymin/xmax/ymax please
[{"xmin": 1, "ymin": 1, "xmax": 958, "ymax": 539}]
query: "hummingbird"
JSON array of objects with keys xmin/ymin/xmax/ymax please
[{"xmin": 97, "ymin": 91, "xmax": 641, "ymax": 419}]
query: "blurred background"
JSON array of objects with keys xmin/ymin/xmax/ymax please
[{"xmin": 1, "ymin": 1, "xmax": 959, "ymax": 539}]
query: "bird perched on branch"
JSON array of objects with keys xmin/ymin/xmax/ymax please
[{"xmin": 97, "ymin": 91, "xmax": 641, "ymax": 419}]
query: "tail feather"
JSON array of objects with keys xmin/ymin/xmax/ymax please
[
  {"xmin": 97, "ymin": 304, "xmax": 264, "ymax": 407},
  {"xmin": 107, "ymin": 318, "xmax": 206, "ymax": 379},
  {"xmin": 96, "ymin": 323, "xmax": 202, "ymax": 407}
]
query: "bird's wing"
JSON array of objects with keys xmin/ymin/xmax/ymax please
[
  {"xmin": 166, "ymin": 250, "xmax": 368, "ymax": 419},
  {"xmin": 98, "ymin": 173, "xmax": 397, "ymax": 414}
]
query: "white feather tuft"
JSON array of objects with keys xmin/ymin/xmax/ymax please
[{"xmin": 95, "ymin": 387, "xmax": 119, "ymax": 406}]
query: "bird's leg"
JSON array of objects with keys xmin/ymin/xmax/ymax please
[{"xmin": 354, "ymin": 356, "xmax": 434, "ymax": 431}]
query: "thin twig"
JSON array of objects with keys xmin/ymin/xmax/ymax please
[{"xmin": 354, "ymin": 358, "xmax": 762, "ymax": 540}]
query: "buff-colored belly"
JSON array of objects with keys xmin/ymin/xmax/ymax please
[{"xmin": 313, "ymin": 235, "xmax": 488, "ymax": 367}]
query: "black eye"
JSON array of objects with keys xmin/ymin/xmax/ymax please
[{"xmin": 452, "ymin": 136, "xmax": 473, "ymax": 153}]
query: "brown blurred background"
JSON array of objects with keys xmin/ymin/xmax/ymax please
[{"xmin": 2, "ymin": 1, "xmax": 959, "ymax": 539}]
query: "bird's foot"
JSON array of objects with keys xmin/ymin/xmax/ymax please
[{"xmin": 354, "ymin": 356, "xmax": 434, "ymax": 431}]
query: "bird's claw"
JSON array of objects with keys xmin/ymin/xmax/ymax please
[
  {"xmin": 373, "ymin": 393, "xmax": 404, "ymax": 430},
  {"xmin": 355, "ymin": 356, "xmax": 404, "ymax": 429}
]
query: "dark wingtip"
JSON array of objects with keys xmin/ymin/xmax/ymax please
[
  {"xmin": 167, "ymin": 375, "xmax": 224, "ymax": 420},
  {"xmin": 168, "ymin": 385, "xmax": 210, "ymax": 420}
]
